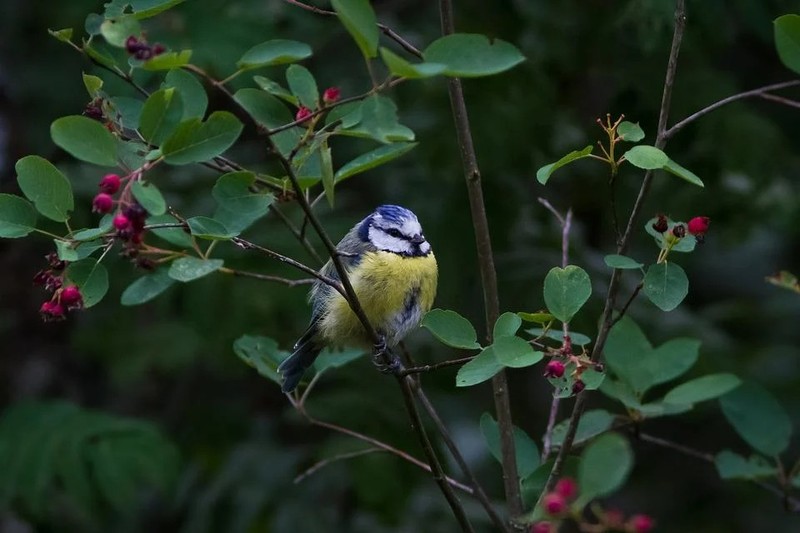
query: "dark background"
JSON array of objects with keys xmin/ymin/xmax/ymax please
[{"xmin": 2, "ymin": 0, "xmax": 800, "ymax": 531}]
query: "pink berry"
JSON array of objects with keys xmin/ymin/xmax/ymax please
[
  {"xmin": 60, "ymin": 285, "xmax": 82, "ymax": 306},
  {"xmin": 322, "ymin": 86, "xmax": 340, "ymax": 104},
  {"xmin": 40, "ymin": 300, "xmax": 65, "ymax": 321},
  {"xmin": 544, "ymin": 360, "xmax": 565, "ymax": 378},
  {"xmin": 630, "ymin": 514, "xmax": 655, "ymax": 533},
  {"xmin": 113, "ymin": 214, "xmax": 131, "ymax": 230},
  {"xmin": 554, "ymin": 477, "xmax": 578, "ymax": 500},
  {"xmin": 99, "ymin": 173, "xmax": 121, "ymax": 194},
  {"xmin": 687, "ymin": 216, "xmax": 710, "ymax": 236},
  {"xmin": 543, "ymin": 493, "xmax": 567, "ymax": 516},
  {"xmin": 531, "ymin": 522, "xmax": 553, "ymax": 533},
  {"xmin": 92, "ymin": 193, "xmax": 114, "ymax": 214},
  {"xmin": 295, "ymin": 106, "xmax": 312, "ymax": 122}
]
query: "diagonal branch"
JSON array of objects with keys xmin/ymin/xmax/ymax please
[{"xmin": 439, "ymin": 0, "xmax": 521, "ymax": 517}]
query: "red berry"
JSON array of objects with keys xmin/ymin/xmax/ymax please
[
  {"xmin": 322, "ymin": 86, "xmax": 340, "ymax": 104},
  {"xmin": 572, "ymin": 379, "xmax": 586, "ymax": 394},
  {"xmin": 687, "ymin": 216, "xmax": 710, "ymax": 236},
  {"xmin": 544, "ymin": 360, "xmax": 565, "ymax": 378},
  {"xmin": 125, "ymin": 35, "xmax": 140, "ymax": 52},
  {"xmin": 295, "ymin": 106, "xmax": 312, "ymax": 122},
  {"xmin": 40, "ymin": 300, "xmax": 65, "ymax": 321},
  {"xmin": 629, "ymin": 514, "xmax": 655, "ymax": 533},
  {"xmin": 530, "ymin": 522, "xmax": 554, "ymax": 533},
  {"xmin": 152, "ymin": 43, "xmax": 166, "ymax": 55},
  {"xmin": 113, "ymin": 214, "xmax": 131, "ymax": 230},
  {"xmin": 99, "ymin": 173, "xmax": 121, "ymax": 194},
  {"xmin": 60, "ymin": 285, "xmax": 82, "ymax": 306},
  {"xmin": 543, "ymin": 493, "xmax": 567, "ymax": 516},
  {"xmin": 554, "ymin": 477, "xmax": 578, "ymax": 500},
  {"xmin": 92, "ymin": 193, "xmax": 114, "ymax": 214}
]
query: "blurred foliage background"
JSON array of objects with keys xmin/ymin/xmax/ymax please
[{"xmin": 1, "ymin": 0, "xmax": 800, "ymax": 531}]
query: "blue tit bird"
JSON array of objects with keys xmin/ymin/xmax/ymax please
[{"xmin": 278, "ymin": 205, "xmax": 438, "ymax": 393}]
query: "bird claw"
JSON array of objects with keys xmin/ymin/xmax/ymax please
[{"xmin": 372, "ymin": 336, "xmax": 402, "ymax": 375}]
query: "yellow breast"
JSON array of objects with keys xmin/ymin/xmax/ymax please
[{"xmin": 318, "ymin": 251, "xmax": 438, "ymax": 347}]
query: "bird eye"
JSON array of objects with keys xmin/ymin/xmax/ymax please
[{"xmin": 387, "ymin": 228, "xmax": 404, "ymax": 238}]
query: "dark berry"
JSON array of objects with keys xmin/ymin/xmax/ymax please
[
  {"xmin": 60, "ymin": 285, "xmax": 82, "ymax": 307},
  {"xmin": 651, "ymin": 214, "xmax": 668, "ymax": 233},
  {"xmin": 92, "ymin": 193, "xmax": 114, "ymax": 214},
  {"xmin": 572, "ymin": 379, "xmax": 586, "ymax": 394},
  {"xmin": 99, "ymin": 173, "xmax": 121, "ymax": 194},
  {"xmin": 544, "ymin": 360, "xmax": 565, "ymax": 378},
  {"xmin": 40, "ymin": 301, "xmax": 66, "ymax": 321},
  {"xmin": 671, "ymin": 224, "xmax": 686, "ymax": 239}
]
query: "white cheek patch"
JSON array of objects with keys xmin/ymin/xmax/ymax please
[
  {"xmin": 368, "ymin": 226, "xmax": 413, "ymax": 254},
  {"xmin": 419, "ymin": 241, "xmax": 431, "ymax": 254}
]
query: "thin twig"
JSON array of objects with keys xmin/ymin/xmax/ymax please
[
  {"xmin": 269, "ymin": 204, "xmax": 324, "ymax": 266},
  {"xmin": 401, "ymin": 356, "xmax": 476, "ymax": 375},
  {"xmin": 218, "ymin": 267, "xmax": 315, "ymax": 287},
  {"xmin": 294, "ymin": 448, "xmax": 384, "ymax": 484},
  {"xmin": 757, "ymin": 92, "xmax": 800, "ymax": 109},
  {"xmin": 663, "ymin": 80, "xmax": 800, "ymax": 140},
  {"xmin": 609, "ymin": 282, "xmax": 644, "ymax": 329},
  {"xmin": 439, "ymin": 0, "xmax": 521, "ymax": 517},
  {"xmin": 537, "ymin": 0, "xmax": 688, "ymax": 504}
]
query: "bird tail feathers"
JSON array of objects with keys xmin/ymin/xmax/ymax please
[{"xmin": 278, "ymin": 326, "xmax": 321, "ymax": 393}]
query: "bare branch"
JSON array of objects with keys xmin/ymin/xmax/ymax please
[
  {"xmin": 218, "ymin": 267, "xmax": 315, "ymax": 287},
  {"xmin": 293, "ymin": 448, "xmax": 384, "ymax": 484}
]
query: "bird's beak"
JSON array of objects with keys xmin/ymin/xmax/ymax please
[{"xmin": 410, "ymin": 234, "xmax": 425, "ymax": 244}]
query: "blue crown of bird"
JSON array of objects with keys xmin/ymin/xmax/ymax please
[{"xmin": 278, "ymin": 205, "xmax": 438, "ymax": 392}]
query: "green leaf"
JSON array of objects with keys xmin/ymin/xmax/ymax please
[
  {"xmin": 663, "ymin": 158, "xmax": 704, "ymax": 187},
  {"xmin": 212, "ymin": 171, "xmax": 274, "ymax": 215},
  {"xmin": 643, "ymin": 262, "xmax": 689, "ymax": 311},
  {"xmin": 168, "ymin": 257, "xmax": 224, "ymax": 282},
  {"xmin": 320, "ymin": 143, "xmax": 334, "ymax": 207},
  {"xmin": 649, "ymin": 337, "xmax": 702, "ymax": 388},
  {"xmin": 15, "ymin": 156, "xmax": 74, "ymax": 222},
  {"xmin": 55, "ymin": 240, "xmax": 80, "ymax": 262},
  {"xmin": 51, "ymin": 116, "xmax": 118, "ymax": 166},
  {"xmin": 492, "ymin": 336, "xmax": 542, "ymax": 368},
  {"xmin": 421, "ymin": 309, "xmax": 480, "ymax": 349},
  {"xmin": 543, "ymin": 265, "xmax": 592, "ymax": 323},
  {"xmin": 162, "ymin": 111, "xmax": 243, "ymax": 165},
  {"xmin": 479, "ymin": 413, "xmax": 540, "ymax": 478},
  {"xmin": 164, "ymin": 69, "xmax": 207, "ymax": 119},
  {"xmin": 139, "ymin": 87, "xmax": 183, "ymax": 145},
  {"xmin": 520, "ymin": 458, "xmax": 580, "ymax": 509},
  {"xmin": 82, "ymin": 39, "xmax": 116, "ymax": 68},
  {"xmin": 603, "ymin": 254, "xmax": 643, "ymax": 269},
  {"xmin": 494, "ymin": 312, "xmax": 522, "ymax": 338},
  {"xmin": 121, "ymin": 269, "xmax": 176, "ymax": 305},
  {"xmin": 331, "ymin": 0, "xmax": 379, "ymax": 58},
  {"xmin": 379, "ymin": 47, "xmax": 447, "ymax": 79},
  {"xmin": 663, "ymin": 373, "xmax": 741, "ymax": 405},
  {"xmin": 48, "ymin": 27, "xmax": 74, "ymax": 43},
  {"xmin": 72, "ymin": 215, "xmax": 112, "ymax": 241},
  {"xmin": 577, "ymin": 432, "xmax": 632, "ymax": 504},
  {"xmin": 233, "ymin": 88, "xmax": 299, "ymax": 156},
  {"xmin": 326, "ymin": 101, "xmax": 362, "ymax": 128},
  {"xmin": 65, "ymin": 260, "xmax": 109, "ymax": 308},
  {"xmin": 236, "ymin": 39, "xmax": 313, "ymax": 70},
  {"xmin": 286, "ymin": 64, "xmax": 318, "ymax": 110},
  {"xmin": 82, "ymin": 73, "xmax": 103, "ymax": 97},
  {"xmin": 774, "ymin": 14, "xmax": 800, "ymax": 75},
  {"xmin": 715, "ymin": 450, "xmax": 776, "ymax": 480},
  {"xmin": 186, "ymin": 216, "xmax": 235, "ymax": 240},
  {"xmin": 147, "ymin": 214, "xmax": 193, "ymax": 247},
  {"xmin": 254, "ymin": 76, "xmax": 298, "ymax": 105},
  {"xmin": 618, "ymin": 121, "xmax": 645, "ymax": 142},
  {"xmin": 233, "ymin": 335, "xmax": 289, "ymax": 384},
  {"xmin": 100, "ymin": 15, "xmax": 141, "ymax": 47},
  {"xmin": 130, "ymin": 0, "xmax": 186, "ymax": 19},
  {"xmin": 525, "ymin": 328, "xmax": 591, "ymax": 346},
  {"xmin": 720, "ymin": 381, "xmax": 792, "ymax": 456},
  {"xmin": 131, "ymin": 181, "xmax": 167, "ymax": 216},
  {"xmin": 0, "ymin": 194, "xmax": 37, "ymax": 238},
  {"xmin": 644, "ymin": 216, "xmax": 697, "ymax": 253},
  {"xmin": 455, "ymin": 348, "xmax": 501, "ymax": 387},
  {"xmin": 623, "ymin": 145, "xmax": 668, "ymax": 169},
  {"xmin": 141, "ymin": 50, "xmax": 193, "ymax": 71},
  {"xmin": 550, "ymin": 409, "xmax": 614, "ymax": 447},
  {"xmin": 109, "ymin": 96, "xmax": 144, "ymax": 129},
  {"xmin": 313, "ymin": 347, "xmax": 366, "ymax": 373},
  {"xmin": 335, "ymin": 143, "xmax": 417, "ymax": 183},
  {"xmin": 536, "ymin": 145, "xmax": 593, "ymax": 185},
  {"xmin": 346, "ymin": 95, "xmax": 415, "ymax": 143},
  {"xmin": 517, "ymin": 312, "xmax": 554, "ymax": 325},
  {"xmin": 423, "ymin": 33, "xmax": 525, "ymax": 77}
]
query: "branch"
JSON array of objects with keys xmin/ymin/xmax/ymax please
[
  {"xmin": 401, "ymin": 356, "xmax": 475, "ymax": 375},
  {"xmin": 293, "ymin": 448, "xmax": 384, "ymax": 484},
  {"xmin": 663, "ymin": 80, "xmax": 800, "ymax": 140},
  {"xmin": 218, "ymin": 267, "xmax": 315, "ymax": 287},
  {"xmin": 537, "ymin": 0, "xmax": 688, "ymax": 503},
  {"xmin": 439, "ymin": 0, "xmax": 521, "ymax": 517}
]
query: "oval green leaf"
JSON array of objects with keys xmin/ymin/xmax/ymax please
[
  {"xmin": 663, "ymin": 158, "xmax": 704, "ymax": 187},
  {"xmin": 15, "ymin": 156, "xmax": 74, "ymax": 222},
  {"xmin": 186, "ymin": 216, "xmax": 235, "ymax": 240},
  {"xmin": 285, "ymin": 64, "xmax": 318, "ymax": 110},
  {"xmin": 162, "ymin": 111, "xmax": 243, "ymax": 165},
  {"xmin": 493, "ymin": 312, "xmax": 522, "ymax": 338},
  {"xmin": 141, "ymin": 50, "xmax": 193, "ymax": 71},
  {"xmin": 254, "ymin": 76, "xmax": 298, "ymax": 105},
  {"xmin": 100, "ymin": 15, "xmax": 141, "ymax": 47},
  {"xmin": 335, "ymin": 142, "xmax": 417, "ymax": 183},
  {"xmin": 331, "ymin": 0, "xmax": 379, "ymax": 59},
  {"xmin": 536, "ymin": 145, "xmax": 593, "ymax": 185},
  {"xmin": 623, "ymin": 145, "xmax": 668, "ymax": 170},
  {"xmin": 0, "ymin": 194, "xmax": 37, "ymax": 238},
  {"xmin": 455, "ymin": 348, "xmax": 501, "ymax": 387},
  {"xmin": 663, "ymin": 373, "xmax": 741, "ymax": 405},
  {"xmin": 379, "ymin": 47, "xmax": 447, "ymax": 79},
  {"xmin": 51, "ymin": 116, "xmax": 118, "ymax": 166},
  {"xmin": 131, "ymin": 181, "xmax": 167, "ymax": 216},
  {"xmin": 237, "ymin": 39, "xmax": 313, "ymax": 70},
  {"xmin": 617, "ymin": 121, "xmax": 645, "ymax": 142},
  {"xmin": 715, "ymin": 450, "xmax": 776, "ymax": 480},
  {"xmin": 168, "ymin": 257, "xmax": 224, "ymax": 282},
  {"xmin": 492, "ymin": 336, "xmax": 542, "ymax": 368},
  {"xmin": 121, "ymin": 269, "xmax": 176, "ymax": 305},
  {"xmin": 550, "ymin": 409, "xmax": 614, "ymax": 447},
  {"xmin": 479, "ymin": 413, "xmax": 540, "ymax": 478},
  {"xmin": 165, "ymin": 69, "xmax": 208, "ymax": 119},
  {"xmin": 643, "ymin": 262, "xmax": 689, "ymax": 312},
  {"xmin": 139, "ymin": 87, "xmax": 183, "ymax": 145},
  {"xmin": 65, "ymin": 259, "xmax": 109, "ymax": 308},
  {"xmin": 603, "ymin": 254, "xmax": 643, "ymax": 269},
  {"xmin": 421, "ymin": 308, "xmax": 480, "ymax": 349},
  {"xmin": 543, "ymin": 265, "xmax": 592, "ymax": 323},
  {"xmin": 719, "ymin": 381, "xmax": 792, "ymax": 456},
  {"xmin": 577, "ymin": 432, "xmax": 632, "ymax": 503},
  {"xmin": 423, "ymin": 33, "xmax": 525, "ymax": 77},
  {"xmin": 212, "ymin": 171, "xmax": 274, "ymax": 214},
  {"xmin": 774, "ymin": 14, "xmax": 800, "ymax": 75}
]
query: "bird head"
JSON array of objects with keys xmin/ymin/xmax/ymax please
[{"xmin": 358, "ymin": 205, "xmax": 431, "ymax": 257}]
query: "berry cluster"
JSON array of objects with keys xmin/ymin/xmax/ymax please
[
  {"xmin": 531, "ymin": 477, "xmax": 654, "ymax": 532},
  {"xmin": 124, "ymin": 35, "xmax": 166, "ymax": 61},
  {"xmin": 652, "ymin": 214, "xmax": 710, "ymax": 243},
  {"xmin": 33, "ymin": 253, "xmax": 83, "ymax": 321},
  {"xmin": 91, "ymin": 174, "xmax": 152, "ymax": 267},
  {"xmin": 294, "ymin": 86, "xmax": 341, "ymax": 124},
  {"xmin": 542, "ymin": 334, "xmax": 599, "ymax": 395}
]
